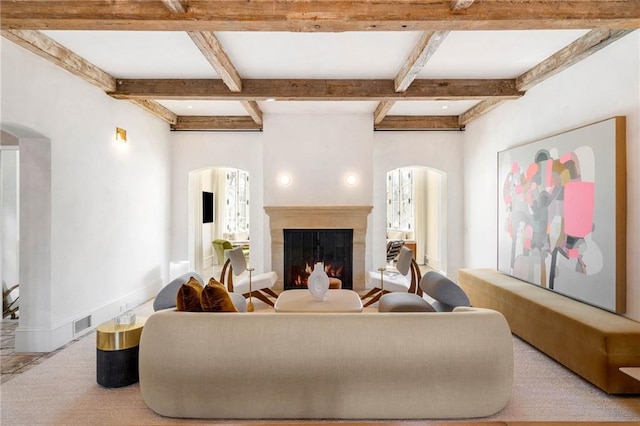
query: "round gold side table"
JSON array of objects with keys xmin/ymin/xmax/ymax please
[{"xmin": 96, "ymin": 316, "xmax": 147, "ymax": 388}]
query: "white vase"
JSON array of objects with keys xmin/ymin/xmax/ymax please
[{"xmin": 308, "ymin": 262, "xmax": 330, "ymax": 301}]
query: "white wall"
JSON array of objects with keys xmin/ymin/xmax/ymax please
[
  {"xmin": 373, "ymin": 131, "xmax": 465, "ymax": 278},
  {"xmin": 425, "ymin": 168, "xmax": 443, "ymax": 270},
  {"xmin": 263, "ymin": 114, "xmax": 373, "ymax": 206},
  {"xmin": 1, "ymin": 39, "xmax": 172, "ymax": 351},
  {"xmin": 170, "ymin": 116, "xmax": 465, "ymax": 281},
  {"xmin": 200, "ymin": 169, "xmax": 214, "ymax": 270},
  {"xmin": 169, "ymin": 131, "xmax": 265, "ymax": 272},
  {"xmin": 464, "ymin": 31, "xmax": 640, "ymax": 321}
]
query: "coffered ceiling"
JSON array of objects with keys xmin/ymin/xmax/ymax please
[{"xmin": 1, "ymin": 1, "xmax": 638, "ymax": 130}]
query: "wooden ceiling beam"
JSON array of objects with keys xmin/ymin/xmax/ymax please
[
  {"xmin": 186, "ymin": 32, "xmax": 243, "ymax": 92},
  {"xmin": 1, "ymin": 29, "xmax": 179, "ymax": 125},
  {"xmin": 458, "ymin": 28, "xmax": 634, "ymax": 125},
  {"xmin": 375, "ymin": 29, "xmax": 449, "ymax": 124},
  {"xmin": 161, "ymin": 0, "xmax": 264, "ymax": 124},
  {"xmin": 171, "ymin": 116, "xmax": 262, "ymax": 130},
  {"xmin": 451, "ymin": 0, "xmax": 475, "ymax": 11},
  {"xmin": 375, "ymin": 116, "xmax": 463, "ymax": 130},
  {"xmin": 395, "ymin": 31, "xmax": 450, "ymax": 92},
  {"xmin": 374, "ymin": 101, "xmax": 396, "ymax": 125},
  {"xmin": 240, "ymin": 101, "xmax": 263, "ymax": 125},
  {"xmin": 160, "ymin": 0, "xmax": 187, "ymax": 14},
  {"xmin": 129, "ymin": 99, "xmax": 178, "ymax": 125},
  {"xmin": 516, "ymin": 29, "xmax": 633, "ymax": 91},
  {"xmin": 458, "ymin": 99, "xmax": 505, "ymax": 126},
  {"xmin": 110, "ymin": 78, "xmax": 523, "ymax": 101},
  {"xmin": 186, "ymin": 31, "xmax": 267, "ymax": 121},
  {"xmin": 1, "ymin": 29, "xmax": 115, "ymax": 92},
  {"xmin": 2, "ymin": 1, "xmax": 638, "ymax": 31}
]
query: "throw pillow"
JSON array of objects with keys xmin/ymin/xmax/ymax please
[
  {"xmin": 154, "ymin": 272, "xmax": 204, "ymax": 311},
  {"xmin": 176, "ymin": 277, "xmax": 204, "ymax": 312},
  {"xmin": 201, "ymin": 278, "xmax": 239, "ymax": 312}
]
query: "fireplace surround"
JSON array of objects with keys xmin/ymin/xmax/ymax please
[{"xmin": 265, "ymin": 206, "xmax": 372, "ymax": 291}]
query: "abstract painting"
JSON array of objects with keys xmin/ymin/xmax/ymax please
[{"xmin": 497, "ymin": 117, "xmax": 626, "ymax": 313}]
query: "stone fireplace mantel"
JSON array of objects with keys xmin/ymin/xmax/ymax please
[{"xmin": 265, "ymin": 206, "xmax": 372, "ymax": 291}]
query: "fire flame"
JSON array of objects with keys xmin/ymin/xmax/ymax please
[{"xmin": 292, "ymin": 261, "xmax": 343, "ymax": 287}]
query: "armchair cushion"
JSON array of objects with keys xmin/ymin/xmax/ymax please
[
  {"xmin": 176, "ymin": 277, "xmax": 204, "ymax": 312},
  {"xmin": 234, "ymin": 271, "xmax": 277, "ymax": 295},
  {"xmin": 366, "ymin": 270, "xmax": 411, "ymax": 293},
  {"xmin": 378, "ymin": 293, "xmax": 435, "ymax": 312},
  {"xmin": 201, "ymin": 279, "xmax": 238, "ymax": 312},
  {"xmin": 420, "ymin": 271, "xmax": 470, "ymax": 312}
]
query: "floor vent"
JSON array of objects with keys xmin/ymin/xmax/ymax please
[{"xmin": 74, "ymin": 315, "xmax": 92, "ymax": 335}]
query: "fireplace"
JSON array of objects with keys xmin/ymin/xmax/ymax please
[
  {"xmin": 284, "ymin": 229, "xmax": 353, "ymax": 290},
  {"xmin": 265, "ymin": 206, "xmax": 372, "ymax": 291}
]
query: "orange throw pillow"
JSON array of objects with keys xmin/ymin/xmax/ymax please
[
  {"xmin": 176, "ymin": 277, "xmax": 204, "ymax": 312},
  {"xmin": 201, "ymin": 278, "xmax": 239, "ymax": 312}
]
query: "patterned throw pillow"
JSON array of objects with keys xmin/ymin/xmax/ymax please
[{"xmin": 201, "ymin": 278, "xmax": 239, "ymax": 312}]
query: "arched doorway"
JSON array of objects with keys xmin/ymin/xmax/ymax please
[
  {"xmin": 188, "ymin": 166, "xmax": 250, "ymax": 279},
  {"xmin": 386, "ymin": 166, "xmax": 447, "ymax": 273},
  {"xmin": 1, "ymin": 123, "xmax": 52, "ymax": 352}
]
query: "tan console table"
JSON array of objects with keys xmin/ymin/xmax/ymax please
[
  {"xmin": 274, "ymin": 289, "xmax": 363, "ymax": 313},
  {"xmin": 620, "ymin": 367, "xmax": 640, "ymax": 382}
]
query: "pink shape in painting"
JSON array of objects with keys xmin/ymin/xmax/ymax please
[{"xmin": 501, "ymin": 147, "xmax": 598, "ymax": 289}]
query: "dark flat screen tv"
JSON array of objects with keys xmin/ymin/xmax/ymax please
[{"xmin": 202, "ymin": 191, "xmax": 214, "ymax": 223}]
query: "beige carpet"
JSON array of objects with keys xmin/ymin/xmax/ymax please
[{"xmin": 1, "ymin": 300, "xmax": 639, "ymax": 425}]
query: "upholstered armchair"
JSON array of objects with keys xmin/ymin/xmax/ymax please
[
  {"xmin": 220, "ymin": 247, "xmax": 278, "ymax": 310},
  {"xmin": 361, "ymin": 246, "xmax": 422, "ymax": 307},
  {"xmin": 212, "ymin": 239, "xmax": 233, "ymax": 265}
]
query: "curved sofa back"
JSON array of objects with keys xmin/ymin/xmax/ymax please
[{"xmin": 139, "ymin": 307, "xmax": 513, "ymax": 420}]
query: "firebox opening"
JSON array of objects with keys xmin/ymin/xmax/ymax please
[{"xmin": 284, "ymin": 229, "xmax": 353, "ymax": 291}]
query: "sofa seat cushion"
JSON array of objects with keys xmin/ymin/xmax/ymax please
[
  {"xmin": 233, "ymin": 271, "xmax": 277, "ymax": 295},
  {"xmin": 378, "ymin": 293, "xmax": 435, "ymax": 312},
  {"xmin": 366, "ymin": 270, "xmax": 411, "ymax": 293}
]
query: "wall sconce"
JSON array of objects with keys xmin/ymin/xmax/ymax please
[
  {"xmin": 115, "ymin": 127, "xmax": 127, "ymax": 143},
  {"xmin": 279, "ymin": 174, "xmax": 291, "ymax": 185},
  {"xmin": 345, "ymin": 174, "xmax": 358, "ymax": 186}
]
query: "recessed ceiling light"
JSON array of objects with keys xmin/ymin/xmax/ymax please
[
  {"xmin": 187, "ymin": 105, "xmax": 193, "ymax": 109},
  {"xmin": 265, "ymin": 98, "xmax": 276, "ymax": 102},
  {"xmin": 442, "ymin": 105, "xmax": 449, "ymax": 110}
]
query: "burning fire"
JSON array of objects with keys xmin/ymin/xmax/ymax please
[{"xmin": 292, "ymin": 261, "xmax": 344, "ymax": 287}]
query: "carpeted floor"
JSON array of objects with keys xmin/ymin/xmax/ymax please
[{"xmin": 1, "ymin": 300, "xmax": 639, "ymax": 425}]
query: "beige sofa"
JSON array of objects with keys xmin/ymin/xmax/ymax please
[{"xmin": 139, "ymin": 307, "xmax": 513, "ymax": 420}]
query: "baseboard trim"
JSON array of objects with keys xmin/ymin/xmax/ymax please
[{"xmin": 14, "ymin": 282, "xmax": 160, "ymax": 353}]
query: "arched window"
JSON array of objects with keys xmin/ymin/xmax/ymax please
[
  {"xmin": 387, "ymin": 167, "xmax": 413, "ymax": 232},
  {"xmin": 225, "ymin": 169, "xmax": 250, "ymax": 233}
]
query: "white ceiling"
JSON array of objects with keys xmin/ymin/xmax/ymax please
[{"xmin": 42, "ymin": 29, "xmax": 590, "ymax": 116}]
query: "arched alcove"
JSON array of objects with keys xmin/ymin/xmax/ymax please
[
  {"xmin": 385, "ymin": 165, "xmax": 448, "ymax": 273},
  {"xmin": 188, "ymin": 166, "xmax": 250, "ymax": 279},
  {"xmin": 1, "ymin": 123, "xmax": 52, "ymax": 352}
]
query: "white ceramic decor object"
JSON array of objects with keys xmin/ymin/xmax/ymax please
[{"xmin": 308, "ymin": 262, "xmax": 330, "ymax": 301}]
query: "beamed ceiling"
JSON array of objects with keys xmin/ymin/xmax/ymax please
[{"xmin": 1, "ymin": 1, "xmax": 638, "ymax": 130}]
